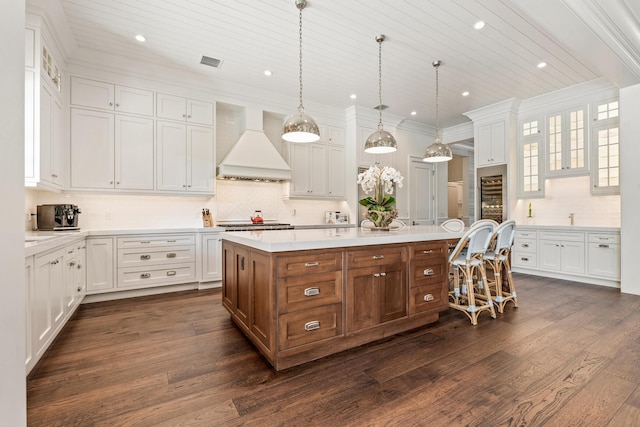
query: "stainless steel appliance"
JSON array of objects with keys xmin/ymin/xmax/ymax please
[
  {"xmin": 37, "ymin": 204, "xmax": 82, "ymax": 230},
  {"xmin": 217, "ymin": 223, "xmax": 293, "ymax": 231}
]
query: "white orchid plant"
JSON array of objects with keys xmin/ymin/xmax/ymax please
[{"xmin": 357, "ymin": 165, "xmax": 404, "ymax": 225}]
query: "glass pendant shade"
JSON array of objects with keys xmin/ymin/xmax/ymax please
[
  {"xmin": 423, "ymin": 136, "xmax": 453, "ymax": 162},
  {"xmin": 365, "ymin": 128, "xmax": 397, "ymax": 154},
  {"xmin": 282, "ymin": 109, "xmax": 320, "ymax": 142}
]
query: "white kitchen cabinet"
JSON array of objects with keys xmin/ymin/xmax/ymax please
[
  {"xmin": 286, "ymin": 141, "xmax": 349, "ymax": 199},
  {"xmin": 33, "ymin": 247, "xmax": 65, "ymax": 361},
  {"xmin": 587, "ymin": 233, "xmax": 620, "ymax": 279},
  {"xmin": 539, "ymin": 239, "xmax": 585, "ymax": 274},
  {"xmin": 201, "ymin": 233, "xmax": 222, "ymax": 282},
  {"xmin": 590, "ymin": 99, "xmax": 620, "ymax": 195},
  {"xmin": 320, "ymin": 125, "xmax": 345, "ymax": 146},
  {"xmin": 546, "ymin": 106, "xmax": 588, "ymax": 177},
  {"xmin": 517, "ymin": 119, "xmax": 544, "ymax": 198},
  {"xmin": 477, "ymin": 121, "xmax": 506, "ymax": 167},
  {"xmin": 86, "ymin": 237, "xmax": 115, "ymax": 293},
  {"xmin": 156, "ymin": 121, "xmax": 215, "ymax": 194},
  {"xmin": 71, "ymin": 77, "xmax": 154, "ymax": 117},
  {"xmin": 156, "ymin": 93, "xmax": 214, "ymax": 126},
  {"xmin": 511, "ymin": 230, "xmax": 538, "ymax": 269},
  {"xmin": 327, "ymin": 145, "xmax": 345, "ymax": 198},
  {"xmin": 25, "ymin": 256, "xmax": 34, "ymax": 373},
  {"xmin": 70, "ymin": 108, "xmax": 154, "ymax": 190},
  {"xmin": 64, "ymin": 240, "xmax": 86, "ymax": 314}
]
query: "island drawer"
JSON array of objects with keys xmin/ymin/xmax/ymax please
[
  {"xmin": 409, "ymin": 283, "xmax": 447, "ymax": 315},
  {"xmin": 117, "ymin": 263, "xmax": 195, "ymax": 288},
  {"xmin": 277, "ymin": 251, "xmax": 342, "ymax": 277},
  {"xmin": 117, "ymin": 234, "xmax": 196, "ymax": 249},
  {"xmin": 411, "ymin": 242, "xmax": 448, "ymax": 260},
  {"xmin": 278, "ymin": 271, "xmax": 342, "ymax": 313},
  {"xmin": 118, "ymin": 245, "xmax": 195, "ymax": 268},
  {"xmin": 347, "ymin": 246, "xmax": 407, "ymax": 268},
  {"xmin": 410, "ymin": 258, "xmax": 447, "ymax": 288},
  {"xmin": 278, "ymin": 303, "xmax": 342, "ymax": 350}
]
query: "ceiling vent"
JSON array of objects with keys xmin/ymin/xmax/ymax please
[
  {"xmin": 372, "ymin": 104, "xmax": 389, "ymax": 111},
  {"xmin": 200, "ymin": 56, "xmax": 223, "ymax": 68}
]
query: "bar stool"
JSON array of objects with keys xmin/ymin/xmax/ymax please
[
  {"xmin": 482, "ymin": 220, "xmax": 518, "ymax": 313},
  {"xmin": 448, "ymin": 222, "xmax": 497, "ymax": 325}
]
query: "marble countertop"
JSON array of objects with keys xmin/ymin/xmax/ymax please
[
  {"xmin": 220, "ymin": 225, "xmax": 464, "ymax": 252},
  {"xmin": 514, "ymin": 224, "xmax": 620, "ymax": 232}
]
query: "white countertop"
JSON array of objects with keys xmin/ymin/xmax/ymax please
[
  {"xmin": 514, "ymin": 224, "xmax": 620, "ymax": 232},
  {"xmin": 220, "ymin": 225, "xmax": 464, "ymax": 252}
]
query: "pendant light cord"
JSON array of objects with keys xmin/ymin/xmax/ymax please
[
  {"xmin": 377, "ymin": 39, "xmax": 383, "ymax": 129},
  {"xmin": 434, "ymin": 61, "xmax": 440, "ymax": 139},
  {"xmin": 298, "ymin": 5, "xmax": 304, "ymax": 113}
]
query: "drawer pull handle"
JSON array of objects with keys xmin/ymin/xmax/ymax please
[
  {"xmin": 140, "ymin": 273, "xmax": 151, "ymax": 279},
  {"xmin": 140, "ymin": 241, "xmax": 151, "ymax": 244},
  {"xmin": 599, "ymin": 244, "xmax": 610, "ymax": 248},
  {"xmin": 167, "ymin": 271, "xmax": 177, "ymax": 276},
  {"xmin": 166, "ymin": 253, "xmax": 177, "ymax": 258},
  {"xmin": 521, "ymin": 243, "xmax": 529, "ymax": 248},
  {"xmin": 423, "ymin": 294, "xmax": 435, "ymax": 302},
  {"xmin": 304, "ymin": 287, "xmax": 320, "ymax": 297},
  {"xmin": 304, "ymin": 321, "xmax": 320, "ymax": 331},
  {"xmin": 140, "ymin": 254, "xmax": 151, "ymax": 260},
  {"xmin": 68, "ymin": 250, "xmax": 74, "ymax": 254},
  {"xmin": 304, "ymin": 262, "xmax": 319, "ymax": 267},
  {"xmin": 521, "ymin": 257, "xmax": 529, "ymax": 262},
  {"xmin": 373, "ymin": 255, "xmax": 385, "ymax": 260},
  {"xmin": 422, "ymin": 250, "xmax": 434, "ymax": 254},
  {"xmin": 424, "ymin": 268, "xmax": 434, "ymax": 276},
  {"xmin": 167, "ymin": 240, "xmax": 176, "ymax": 243},
  {"xmin": 69, "ymin": 261, "xmax": 76, "ymax": 267}
]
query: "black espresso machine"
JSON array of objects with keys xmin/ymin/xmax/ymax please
[{"xmin": 37, "ymin": 204, "xmax": 82, "ymax": 230}]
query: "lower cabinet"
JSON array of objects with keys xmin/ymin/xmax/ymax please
[
  {"xmin": 539, "ymin": 236, "xmax": 585, "ymax": 275},
  {"xmin": 86, "ymin": 237, "xmax": 115, "ymax": 293},
  {"xmin": 201, "ymin": 233, "xmax": 222, "ymax": 282}
]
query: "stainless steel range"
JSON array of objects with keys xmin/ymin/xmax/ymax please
[{"xmin": 217, "ymin": 223, "xmax": 294, "ymax": 231}]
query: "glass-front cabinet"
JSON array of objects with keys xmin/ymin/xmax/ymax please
[
  {"xmin": 591, "ymin": 100, "xmax": 620, "ymax": 195},
  {"xmin": 546, "ymin": 106, "xmax": 588, "ymax": 177},
  {"xmin": 518, "ymin": 119, "xmax": 544, "ymax": 198}
]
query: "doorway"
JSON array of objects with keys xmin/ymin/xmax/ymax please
[
  {"xmin": 409, "ymin": 157, "xmax": 435, "ymax": 225},
  {"xmin": 446, "ymin": 150, "xmax": 474, "ymax": 225}
]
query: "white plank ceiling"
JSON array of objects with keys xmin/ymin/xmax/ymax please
[{"xmin": 57, "ymin": 0, "xmax": 606, "ymax": 127}]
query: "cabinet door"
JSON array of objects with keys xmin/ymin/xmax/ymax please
[
  {"xmin": 65, "ymin": 247, "xmax": 78, "ymax": 312},
  {"xmin": 86, "ymin": 238, "xmax": 115, "ymax": 292},
  {"xmin": 187, "ymin": 125, "xmax": 215, "ymax": 193},
  {"xmin": 71, "ymin": 109, "xmax": 115, "ymax": 189},
  {"xmin": 477, "ymin": 121, "xmax": 506, "ymax": 166},
  {"xmin": 250, "ymin": 251, "xmax": 272, "ymax": 348},
  {"xmin": 588, "ymin": 243, "xmax": 620, "ymax": 279},
  {"xmin": 309, "ymin": 143, "xmax": 327, "ymax": 195},
  {"xmin": 290, "ymin": 143, "xmax": 311, "ymax": 195},
  {"xmin": 156, "ymin": 93, "xmax": 186, "ymax": 121},
  {"xmin": 561, "ymin": 241, "xmax": 585, "ymax": 274},
  {"xmin": 327, "ymin": 145, "xmax": 345, "ymax": 198},
  {"xmin": 187, "ymin": 99, "xmax": 214, "ymax": 126},
  {"xmin": 222, "ymin": 243, "xmax": 236, "ymax": 311},
  {"xmin": 539, "ymin": 240, "xmax": 562, "ymax": 271},
  {"xmin": 347, "ymin": 266, "xmax": 379, "ymax": 332},
  {"xmin": 50, "ymin": 96, "xmax": 64, "ymax": 187},
  {"xmin": 235, "ymin": 246, "xmax": 251, "ymax": 327},
  {"xmin": 379, "ymin": 262, "xmax": 407, "ymax": 323},
  {"xmin": 115, "ymin": 115, "xmax": 154, "ymax": 190},
  {"xmin": 39, "ymin": 81, "xmax": 53, "ymax": 184},
  {"xmin": 114, "ymin": 85, "xmax": 154, "ymax": 116},
  {"xmin": 156, "ymin": 121, "xmax": 187, "ymax": 191},
  {"xmin": 202, "ymin": 234, "xmax": 222, "ymax": 281},
  {"xmin": 25, "ymin": 257, "xmax": 34, "ymax": 372},
  {"xmin": 71, "ymin": 77, "xmax": 115, "ymax": 110},
  {"xmin": 33, "ymin": 254, "xmax": 54, "ymax": 358}
]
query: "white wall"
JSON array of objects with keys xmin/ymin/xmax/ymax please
[
  {"xmin": 0, "ymin": 1, "xmax": 27, "ymax": 424},
  {"xmin": 620, "ymin": 84, "xmax": 640, "ymax": 295}
]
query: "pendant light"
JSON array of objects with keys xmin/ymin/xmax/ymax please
[
  {"xmin": 423, "ymin": 60, "xmax": 453, "ymax": 162},
  {"xmin": 364, "ymin": 35, "xmax": 397, "ymax": 154},
  {"xmin": 282, "ymin": 0, "xmax": 320, "ymax": 143}
]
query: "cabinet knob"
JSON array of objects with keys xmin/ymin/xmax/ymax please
[
  {"xmin": 110, "ymin": 181, "xmax": 114, "ymax": 184},
  {"xmin": 182, "ymin": 114, "xmax": 186, "ymax": 118},
  {"xmin": 109, "ymin": 102, "xmax": 113, "ymax": 106},
  {"xmin": 51, "ymin": 174, "xmax": 58, "ymax": 178},
  {"xmin": 77, "ymin": 264, "xmax": 81, "ymax": 269},
  {"xmin": 77, "ymin": 286, "xmax": 82, "ymax": 292},
  {"xmin": 140, "ymin": 254, "xmax": 151, "ymax": 260},
  {"xmin": 183, "ymin": 185, "xmax": 187, "ymax": 188},
  {"xmin": 115, "ymin": 103, "xmax": 120, "ymax": 107},
  {"xmin": 187, "ymin": 115, "xmax": 191, "ymax": 118},
  {"xmin": 69, "ymin": 261, "xmax": 76, "ymax": 267}
]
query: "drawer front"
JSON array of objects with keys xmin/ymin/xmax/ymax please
[
  {"xmin": 588, "ymin": 233, "xmax": 620, "ymax": 244},
  {"xmin": 117, "ymin": 263, "xmax": 195, "ymax": 288},
  {"xmin": 539, "ymin": 232, "xmax": 583, "ymax": 242},
  {"xmin": 411, "ymin": 242, "xmax": 448, "ymax": 261},
  {"xmin": 512, "ymin": 252, "xmax": 537, "ymax": 268},
  {"xmin": 347, "ymin": 247, "xmax": 407, "ymax": 268},
  {"xmin": 278, "ymin": 271, "xmax": 342, "ymax": 313},
  {"xmin": 514, "ymin": 238, "xmax": 536, "ymax": 254},
  {"xmin": 117, "ymin": 234, "xmax": 196, "ymax": 249},
  {"xmin": 277, "ymin": 251, "xmax": 342, "ymax": 277},
  {"xmin": 410, "ymin": 259, "xmax": 447, "ymax": 288},
  {"xmin": 278, "ymin": 303, "xmax": 342, "ymax": 350},
  {"xmin": 118, "ymin": 246, "xmax": 195, "ymax": 268},
  {"xmin": 515, "ymin": 230, "xmax": 537, "ymax": 239},
  {"xmin": 409, "ymin": 283, "xmax": 447, "ymax": 315}
]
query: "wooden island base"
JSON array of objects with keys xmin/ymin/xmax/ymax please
[{"xmin": 222, "ymin": 236, "xmax": 453, "ymax": 370}]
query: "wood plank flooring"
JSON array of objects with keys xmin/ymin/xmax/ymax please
[{"xmin": 27, "ymin": 273, "xmax": 640, "ymax": 426}]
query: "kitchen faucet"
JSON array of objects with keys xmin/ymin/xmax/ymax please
[{"xmin": 569, "ymin": 213, "xmax": 575, "ymax": 226}]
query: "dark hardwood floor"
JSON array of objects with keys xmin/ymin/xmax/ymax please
[{"xmin": 27, "ymin": 273, "xmax": 640, "ymax": 426}]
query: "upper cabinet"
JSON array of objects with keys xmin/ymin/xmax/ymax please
[
  {"xmin": 156, "ymin": 93, "xmax": 214, "ymax": 126},
  {"xmin": 545, "ymin": 106, "xmax": 588, "ymax": 177},
  {"xmin": 517, "ymin": 119, "xmax": 544, "ymax": 198},
  {"xmin": 71, "ymin": 77, "xmax": 154, "ymax": 117},
  {"xmin": 591, "ymin": 99, "xmax": 619, "ymax": 195},
  {"xmin": 477, "ymin": 121, "xmax": 507, "ymax": 167}
]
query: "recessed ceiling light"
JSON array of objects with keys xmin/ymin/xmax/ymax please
[
  {"xmin": 135, "ymin": 34, "xmax": 146, "ymax": 42},
  {"xmin": 474, "ymin": 21, "xmax": 485, "ymax": 30},
  {"xmin": 462, "ymin": 91, "xmax": 470, "ymax": 97},
  {"xmin": 537, "ymin": 61, "xmax": 547, "ymax": 69},
  {"xmin": 410, "ymin": 111, "xmax": 417, "ymax": 116},
  {"xmin": 264, "ymin": 70, "xmax": 272, "ymax": 76},
  {"xmin": 350, "ymin": 94, "xmax": 357, "ymax": 100}
]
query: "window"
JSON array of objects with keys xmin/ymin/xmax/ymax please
[{"xmin": 591, "ymin": 100, "xmax": 620, "ymax": 195}]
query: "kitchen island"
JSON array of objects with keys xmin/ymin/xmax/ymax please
[{"xmin": 221, "ymin": 226, "xmax": 463, "ymax": 370}]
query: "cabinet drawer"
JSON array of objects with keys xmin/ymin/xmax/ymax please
[
  {"xmin": 512, "ymin": 252, "xmax": 537, "ymax": 268},
  {"xmin": 588, "ymin": 233, "xmax": 620, "ymax": 244},
  {"xmin": 411, "ymin": 242, "xmax": 448, "ymax": 260},
  {"xmin": 587, "ymin": 243, "xmax": 621, "ymax": 279},
  {"xmin": 277, "ymin": 251, "xmax": 342, "ymax": 277},
  {"xmin": 539, "ymin": 232, "xmax": 583, "ymax": 242},
  {"xmin": 117, "ymin": 263, "xmax": 195, "ymax": 288},
  {"xmin": 117, "ymin": 234, "xmax": 195, "ymax": 249},
  {"xmin": 278, "ymin": 271, "xmax": 342, "ymax": 313},
  {"xmin": 347, "ymin": 247, "xmax": 407, "ymax": 268},
  {"xmin": 278, "ymin": 303, "xmax": 342, "ymax": 351},
  {"xmin": 515, "ymin": 230, "xmax": 537, "ymax": 239},
  {"xmin": 410, "ymin": 259, "xmax": 447, "ymax": 288},
  {"xmin": 514, "ymin": 238, "xmax": 536, "ymax": 253},
  {"xmin": 118, "ymin": 246, "xmax": 195, "ymax": 268},
  {"xmin": 409, "ymin": 283, "xmax": 447, "ymax": 315}
]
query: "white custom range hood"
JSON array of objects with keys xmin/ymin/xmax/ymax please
[{"xmin": 217, "ymin": 109, "xmax": 291, "ymax": 182}]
